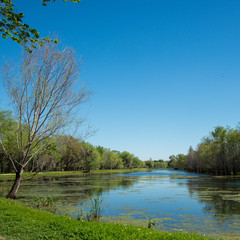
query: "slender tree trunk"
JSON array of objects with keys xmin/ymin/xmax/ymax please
[
  {"xmin": 233, "ymin": 158, "xmax": 237, "ymax": 175},
  {"xmin": 6, "ymin": 167, "xmax": 24, "ymax": 199},
  {"xmin": 0, "ymin": 160, "xmax": 3, "ymax": 173}
]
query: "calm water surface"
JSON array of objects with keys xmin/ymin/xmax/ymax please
[{"xmin": 1, "ymin": 169, "xmax": 240, "ymax": 239}]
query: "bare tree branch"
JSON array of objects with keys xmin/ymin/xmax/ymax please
[{"xmin": 1, "ymin": 41, "xmax": 92, "ymax": 198}]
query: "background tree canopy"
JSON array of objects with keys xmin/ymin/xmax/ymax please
[
  {"xmin": 168, "ymin": 125, "xmax": 240, "ymax": 175},
  {"xmin": 0, "ymin": 111, "xmax": 146, "ymax": 174}
]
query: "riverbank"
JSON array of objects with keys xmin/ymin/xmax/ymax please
[
  {"xmin": 0, "ymin": 197, "xmax": 213, "ymax": 240},
  {"xmin": 0, "ymin": 168, "xmax": 149, "ymax": 179},
  {"xmin": 2, "ymin": 169, "xmax": 240, "ymax": 180}
]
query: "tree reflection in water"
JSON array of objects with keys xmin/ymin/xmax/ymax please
[{"xmin": 186, "ymin": 176, "xmax": 240, "ymax": 221}]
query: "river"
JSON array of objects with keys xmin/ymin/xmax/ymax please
[{"xmin": 1, "ymin": 169, "xmax": 240, "ymax": 239}]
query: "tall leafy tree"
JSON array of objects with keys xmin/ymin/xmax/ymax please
[
  {"xmin": 120, "ymin": 151, "xmax": 134, "ymax": 169},
  {"xmin": 183, "ymin": 126, "xmax": 240, "ymax": 175},
  {"xmin": 102, "ymin": 149, "xmax": 123, "ymax": 170},
  {"xmin": 80, "ymin": 142, "xmax": 101, "ymax": 172}
]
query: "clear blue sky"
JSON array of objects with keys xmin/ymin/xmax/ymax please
[{"xmin": 1, "ymin": 0, "xmax": 240, "ymax": 160}]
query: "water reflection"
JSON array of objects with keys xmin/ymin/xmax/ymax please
[
  {"xmin": 186, "ymin": 176, "xmax": 240, "ymax": 218},
  {"xmin": 1, "ymin": 170, "xmax": 240, "ymax": 239},
  {"xmin": 0, "ymin": 174, "xmax": 137, "ymax": 213}
]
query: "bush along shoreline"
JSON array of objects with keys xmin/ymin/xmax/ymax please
[{"xmin": 0, "ymin": 197, "xmax": 214, "ymax": 240}]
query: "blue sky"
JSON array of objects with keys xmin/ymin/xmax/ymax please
[{"xmin": 1, "ymin": 0, "xmax": 240, "ymax": 160}]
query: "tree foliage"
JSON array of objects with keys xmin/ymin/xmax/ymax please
[
  {"xmin": 42, "ymin": 0, "xmax": 80, "ymax": 6},
  {"xmin": 172, "ymin": 126, "xmax": 240, "ymax": 175},
  {"xmin": 0, "ymin": 113, "xmax": 146, "ymax": 175},
  {"xmin": 0, "ymin": 110, "xmax": 15, "ymax": 173},
  {"xmin": 0, "ymin": 0, "xmax": 80, "ymax": 52}
]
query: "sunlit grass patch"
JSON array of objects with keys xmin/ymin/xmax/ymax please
[{"xmin": 0, "ymin": 197, "xmax": 214, "ymax": 240}]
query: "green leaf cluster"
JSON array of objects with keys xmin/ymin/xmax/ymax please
[
  {"xmin": 42, "ymin": 0, "xmax": 80, "ymax": 6},
  {"xmin": 0, "ymin": 0, "xmax": 42, "ymax": 52},
  {"xmin": 0, "ymin": 0, "xmax": 79, "ymax": 51}
]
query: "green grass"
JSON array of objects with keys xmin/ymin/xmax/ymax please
[
  {"xmin": 0, "ymin": 197, "xmax": 215, "ymax": 240},
  {"xmin": 0, "ymin": 168, "xmax": 149, "ymax": 180},
  {"xmin": 39, "ymin": 168, "xmax": 149, "ymax": 175}
]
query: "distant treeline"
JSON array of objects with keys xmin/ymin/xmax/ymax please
[
  {"xmin": 0, "ymin": 135, "xmax": 169, "ymax": 173},
  {"xmin": 0, "ymin": 134, "xmax": 147, "ymax": 173},
  {"xmin": 0, "ymin": 111, "xmax": 169, "ymax": 173},
  {"xmin": 144, "ymin": 159, "xmax": 168, "ymax": 169},
  {"xmin": 168, "ymin": 126, "xmax": 240, "ymax": 175},
  {"xmin": 0, "ymin": 110, "xmax": 133, "ymax": 173},
  {"xmin": 0, "ymin": 135, "xmax": 170, "ymax": 173}
]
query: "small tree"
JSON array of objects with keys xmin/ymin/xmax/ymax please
[
  {"xmin": 1, "ymin": 42, "xmax": 91, "ymax": 198},
  {"xmin": 120, "ymin": 151, "xmax": 134, "ymax": 169},
  {"xmin": 80, "ymin": 142, "xmax": 100, "ymax": 172},
  {"xmin": 58, "ymin": 135, "xmax": 84, "ymax": 171}
]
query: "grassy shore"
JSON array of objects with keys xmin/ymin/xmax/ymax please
[
  {"xmin": 0, "ymin": 168, "xmax": 149, "ymax": 180},
  {"xmin": 0, "ymin": 197, "xmax": 214, "ymax": 240}
]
